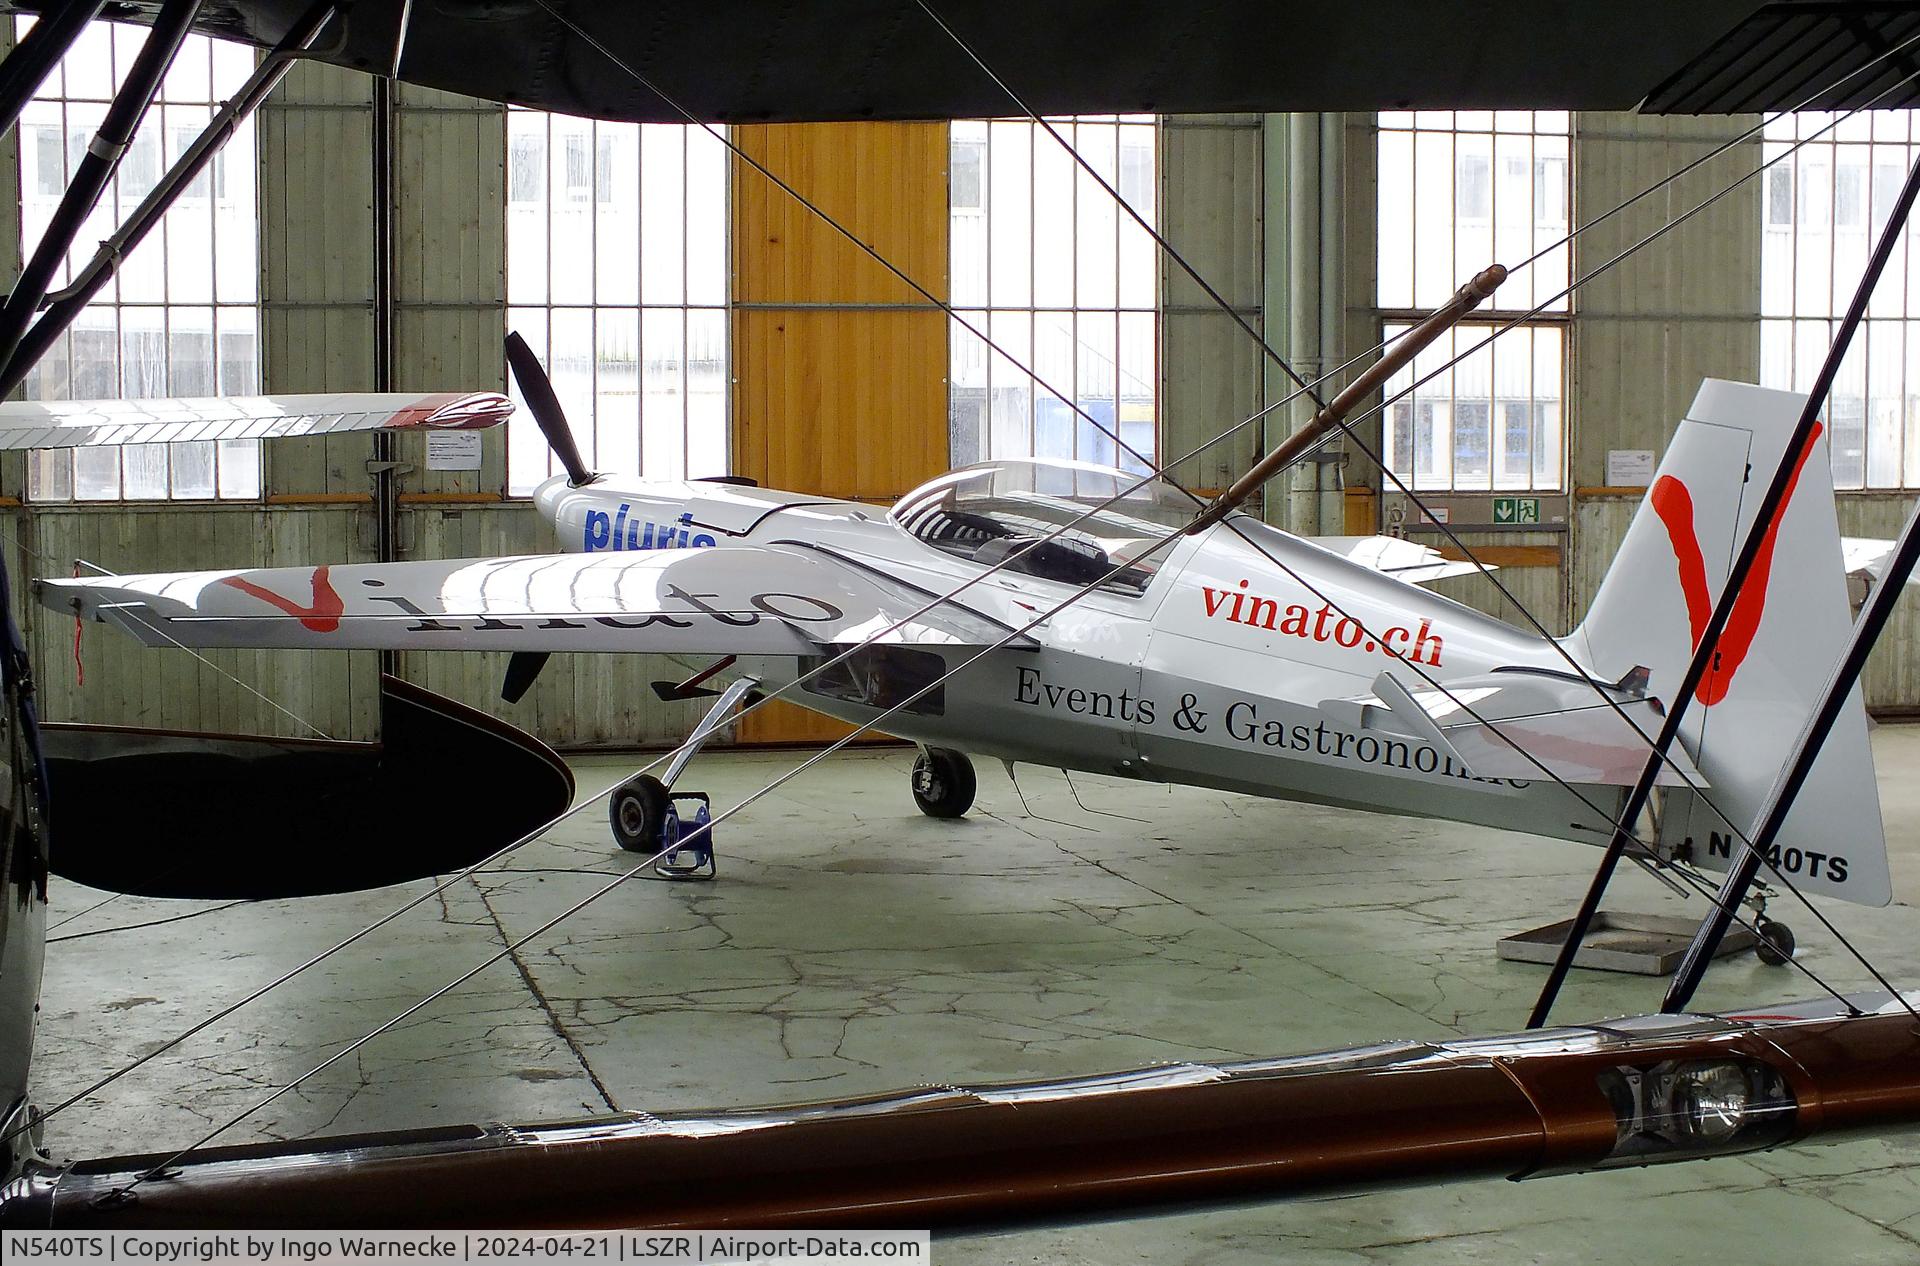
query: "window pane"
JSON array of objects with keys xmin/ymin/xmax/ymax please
[
  {"xmin": 505, "ymin": 110, "xmax": 726, "ymax": 495},
  {"xmin": 1383, "ymin": 322, "xmax": 1564, "ymax": 493},
  {"xmin": 217, "ymin": 438, "xmax": 261, "ymax": 499},
  {"xmin": 16, "ymin": 19, "xmax": 262, "ymax": 502},
  {"xmin": 1760, "ymin": 110, "xmax": 1920, "ymax": 488},
  {"xmin": 953, "ymin": 116, "xmax": 1157, "ymax": 468},
  {"xmin": 1376, "ymin": 112, "xmax": 1568, "ymax": 492},
  {"xmin": 1378, "ymin": 110, "xmax": 1570, "ymax": 313}
]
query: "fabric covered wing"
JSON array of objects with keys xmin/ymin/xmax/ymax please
[
  {"xmin": 1842, "ymin": 536, "xmax": 1920, "ymax": 587},
  {"xmin": 38, "ymin": 546, "xmax": 1031, "ymax": 655},
  {"xmin": 1321, "ymin": 668, "xmax": 1704, "ymax": 787},
  {"xmin": 1310, "ymin": 535, "xmax": 1495, "ymax": 585},
  {"xmin": 0, "ymin": 391, "xmax": 510, "ymax": 450}
]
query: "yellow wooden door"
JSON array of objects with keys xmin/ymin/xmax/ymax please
[{"xmin": 730, "ymin": 122, "xmax": 951, "ymax": 745}]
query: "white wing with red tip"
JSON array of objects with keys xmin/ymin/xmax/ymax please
[
  {"xmin": 37, "ymin": 546, "xmax": 1034, "ymax": 655},
  {"xmin": 0, "ymin": 391, "xmax": 512, "ymax": 450}
]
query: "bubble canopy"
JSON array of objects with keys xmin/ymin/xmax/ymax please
[{"xmin": 890, "ymin": 460, "xmax": 1201, "ymax": 595}]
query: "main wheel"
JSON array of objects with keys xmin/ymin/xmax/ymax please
[
  {"xmin": 911, "ymin": 748, "xmax": 976, "ymax": 818},
  {"xmin": 609, "ymin": 774, "xmax": 670, "ymax": 852},
  {"xmin": 1755, "ymin": 918, "xmax": 1796, "ymax": 966}
]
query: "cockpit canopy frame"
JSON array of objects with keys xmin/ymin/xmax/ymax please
[{"xmin": 892, "ymin": 459, "xmax": 1200, "ymax": 595}]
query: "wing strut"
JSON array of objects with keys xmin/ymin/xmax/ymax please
[
  {"xmin": 0, "ymin": 1, "xmax": 105, "ymax": 137},
  {"xmin": 0, "ymin": 0, "xmax": 341, "ymax": 399},
  {"xmin": 1185, "ymin": 264, "xmax": 1505, "ymax": 533},
  {"xmin": 0, "ymin": 0, "xmax": 207, "ymax": 383}
]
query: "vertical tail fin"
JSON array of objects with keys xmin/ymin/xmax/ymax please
[{"xmin": 1568, "ymin": 380, "xmax": 1889, "ymax": 907}]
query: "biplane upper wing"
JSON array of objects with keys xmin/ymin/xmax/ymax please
[
  {"xmin": 37, "ymin": 545, "xmax": 1035, "ymax": 655},
  {"xmin": 0, "ymin": 391, "xmax": 511, "ymax": 450}
]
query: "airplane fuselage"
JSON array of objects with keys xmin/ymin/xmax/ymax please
[{"xmin": 533, "ymin": 474, "xmax": 1623, "ymax": 845}]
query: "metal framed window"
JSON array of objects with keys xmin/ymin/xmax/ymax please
[
  {"xmin": 948, "ymin": 116, "xmax": 1159, "ymax": 474},
  {"xmin": 1376, "ymin": 111, "xmax": 1569, "ymax": 492},
  {"xmin": 504, "ymin": 108, "xmax": 728, "ymax": 496},
  {"xmin": 16, "ymin": 19, "xmax": 262, "ymax": 501},
  {"xmin": 1760, "ymin": 111, "xmax": 1920, "ymax": 489}
]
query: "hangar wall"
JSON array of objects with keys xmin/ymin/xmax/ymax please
[{"xmin": 7, "ymin": 77, "xmax": 1920, "ymax": 744}]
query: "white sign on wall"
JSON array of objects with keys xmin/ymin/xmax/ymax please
[
  {"xmin": 426, "ymin": 431, "xmax": 484, "ymax": 472},
  {"xmin": 1606, "ymin": 448, "xmax": 1656, "ymax": 486}
]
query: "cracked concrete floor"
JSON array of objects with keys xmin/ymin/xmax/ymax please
[{"xmin": 29, "ymin": 729, "xmax": 1920, "ymax": 1263}]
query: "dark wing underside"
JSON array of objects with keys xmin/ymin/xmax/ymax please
[{"xmin": 2, "ymin": 1, "xmax": 1765, "ymax": 119}]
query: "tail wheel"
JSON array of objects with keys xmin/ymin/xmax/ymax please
[
  {"xmin": 912, "ymin": 748, "xmax": 976, "ymax": 818},
  {"xmin": 1755, "ymin": 919, "xmax": 1795, "ymax": 966},
  {"xmin": 609, "ymin": 774, "xmax": 670, "ymax": 852}
]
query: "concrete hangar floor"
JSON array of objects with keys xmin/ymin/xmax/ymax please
[{"xmin": 32, "ymin": 730, "xmax": 1920, "ymax": 1262}]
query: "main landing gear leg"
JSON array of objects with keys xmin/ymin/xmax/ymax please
[
  {"xmin": 609, "ymin": 675, "xmax": 759, "ymax": 880},
  {"xmin": 911, "ymin": 747, "xmax": 976, "ymax": 818}
]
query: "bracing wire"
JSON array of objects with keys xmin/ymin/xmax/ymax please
[
  {"xmin": 1, "ymin": 531, "xmax": 333, "ymax": 742},
  {"xmin": 911, "ymin": 1, "xmax": 1920, "ymax": 1010},
  {"xmin": 521, "ymin": 0, "xmax": 1920, "ymax": 1016},
  {"xmin": 28, "ymin": 10, "xmax": 1920, "ymax": 1163},
  {"xmin": 102, "ymin": 481, "xmax": 1872, "ymax": 1200}
]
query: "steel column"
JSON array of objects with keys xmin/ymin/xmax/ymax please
[
  {"xmin": 371, "ymin": 74, "xmax": 399, "ymax": 677},
  {"xmin": 0, "ymin": 0, "xmax": 205, "ymax": 383},
  {"xmin": 0, "ymin": 2, "xmax": 339, "ymax": 400},
  {"xmin": 0, "ymin": 0, "xmax": 106, "ymax": 139}
]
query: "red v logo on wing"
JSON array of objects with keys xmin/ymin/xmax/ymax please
[
  {"xmin": 219, "ymin": 565, "xmax": 344, "ymax": 633},
  {"xmin": 1650, "ymin": 423, "xmax": 1823, "ymax": 707}
]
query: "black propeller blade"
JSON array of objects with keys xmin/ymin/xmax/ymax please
[
  {"xmin": 501, "ymin": 651, "xmax": 551, "ymax": 704},
  {"xmin": 505, "ymin": 330, "xmax": 594, "ymax": 487}
]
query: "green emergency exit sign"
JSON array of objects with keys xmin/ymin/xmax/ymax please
[{"xmin": 1492, "ymin": 496, "xmax": 1540, "ymax": 524}]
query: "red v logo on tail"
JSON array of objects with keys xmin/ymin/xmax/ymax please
[
  {"xmin": 1650, "ymin": 423, "xmax": 1823, "ymax": 706},
  {"xmin": 219, "ymin": 565, "xmax": 344, "ymax": 633}
]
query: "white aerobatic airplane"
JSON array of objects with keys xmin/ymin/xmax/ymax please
[{"xmin": 34, "ymin": 338, "xmax": 1895, "ymax": 914}]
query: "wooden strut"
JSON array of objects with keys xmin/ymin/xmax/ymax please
[{"xmin": 1186, "ymin": 263, "xmax": 1507, "ymax": 533}]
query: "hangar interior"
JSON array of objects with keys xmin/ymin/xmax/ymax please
[{"xmin": 8, "ymin": 3, "xmax": 1920, "ymax": 1258}]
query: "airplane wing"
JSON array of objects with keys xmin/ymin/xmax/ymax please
[
  {"xmin": 0, "ymin": 391, "xmax": 511, "ymax": 449},
  {"xmin": 36, "ymin": 545, "xmax": 1035, "ymax": 655},
  {"xmin": 1310, "ymin": 535, "xmax": 1495, "ymax": 585},
  {"xmin": 1322, "ymin": 667, "xmax": 1704, "ymax": 787},
  {"xmin": 1841, "ymin": 536, "xmax": 1920, "ymax": 586}
]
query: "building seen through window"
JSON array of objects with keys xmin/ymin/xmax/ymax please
[
  {"xmin": 948, "ymin": 116, "xmax": 1158, "ymax": 474},
  {"xmin": 505, "ymin": 109, "xmax": 728, "ymax": 496},
  {"xmin": 1760, "ymin": 110, "xmax": 1920, "ymax": 489},
  {"xmin": 16, "ymin": 19, "xmax": 261, "ymax": 500},
  {"xmin": 1376, "ymin": 111, "xmax": 1568, "ymax": 492}
]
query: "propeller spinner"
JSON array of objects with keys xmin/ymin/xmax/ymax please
[{"xmin": 505, "ymin": 330, "xmax": 595, "ymax": 487}]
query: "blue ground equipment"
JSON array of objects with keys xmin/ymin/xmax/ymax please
[{"xmin": 655, "ymin": 791, "xmax": 716, "ymax": 880}]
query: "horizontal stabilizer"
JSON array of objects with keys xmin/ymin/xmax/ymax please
[
  {"xmin": 1323, "ymin": 668, "xmax": 1702, "ymax": 787},
  {"xmin": 1310, "ymin": 535, "xmax": 1496, "ymax": 585},
  {"xmin": 0, "ymin": 390, "xmax": 511, "ymax": 450},
  {"xmin": 37, "ymin": 545, "xmax": 1033, "ymax": 656}
]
